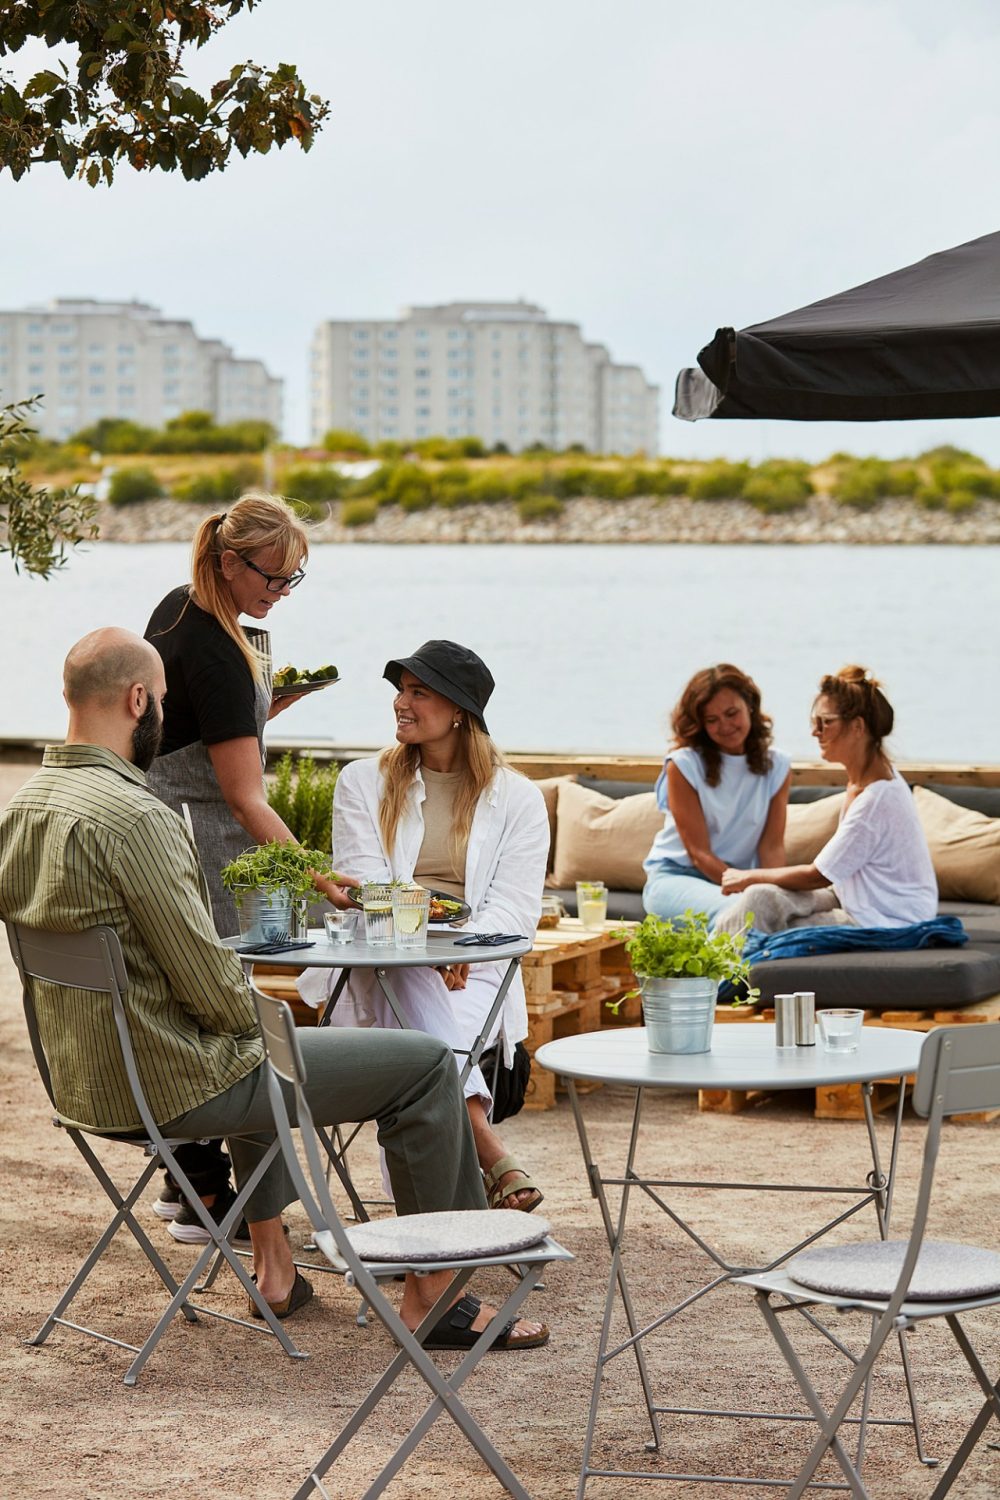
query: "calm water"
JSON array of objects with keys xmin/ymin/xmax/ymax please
[{"xmin": 4, "ymin": 543, "xmax": 998, "ymax": 762}]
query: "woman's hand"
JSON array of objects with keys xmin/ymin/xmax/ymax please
[
  {"xmin": 721, "ymin": 867, "xmax": 755, "ymax": 895},
  {"xmin": 309, "ymin": 871, "xmax": 360, "ymax": 910},
  {"xmin": 437, "ymin": 963, "xmax": 470, "ymax": 991},
  {"xmin": 267, "ymin": 692, "xmax": 308, "ymax": 721}
]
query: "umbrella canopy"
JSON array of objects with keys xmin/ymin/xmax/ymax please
[{"xmin": 674, "ymin": 229, "xmax": 1000, "ymax": 422}]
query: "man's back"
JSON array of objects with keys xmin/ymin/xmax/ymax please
[{"xmin": 0, "ymin": 744, "xmax": 262, "ymax": 1132}]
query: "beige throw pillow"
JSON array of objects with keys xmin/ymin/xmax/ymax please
[
  {"xmin": 913, "ymin": 785, "xmax": 1000, "ymax": 903},
  {"xmin": 532, "ymin": 775, "xmax": 577, "ymax": 872},
  {"xmin": 551, "ymin": 780, "xmax": 663, "ymax": 892},
  {"xmin": 784, "ymin": 793, "xmax": 845, "ymax": 865}
]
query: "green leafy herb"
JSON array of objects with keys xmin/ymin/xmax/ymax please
[
  {"xmin": 607, "ymin": 909, "xmax": 758, "ymax": 1012},
  {"xmin": 220, "ymin": 841, "xmax": 342, "ymax": 904}
]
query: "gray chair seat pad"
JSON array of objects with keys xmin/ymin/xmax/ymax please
[
  {"xmin": 751, "ymin": 945, "xmax": 1000, "ymax": 1012},
  {"xmin": 788, "ymin": 1239, "xmax": 1000, "ymax": 1301},
  {"xmin": 346, "ymin": 1209, "xmax": 552, "ymax": 1263}
]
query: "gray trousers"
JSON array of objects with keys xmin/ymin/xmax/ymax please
[{"xmin": 160, "ymin": 1028, "xmax": 488, "ymax": 1224}]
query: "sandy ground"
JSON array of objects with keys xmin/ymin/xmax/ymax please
[{"xmin": 2, "ymin": 757, "xmax": 1000, "ymax": 1500}]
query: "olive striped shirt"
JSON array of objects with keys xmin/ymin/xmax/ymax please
[{"xmin": 0, "ymin": 744, "xmax": 263, "ymax": 1131}]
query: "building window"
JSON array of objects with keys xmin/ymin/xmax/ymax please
[
  {"xmin": 28, "ymin": 363, "xmax": 44, "ymax": 378},
  {"xmin": 59, "ymin": 362, "xmax": 76, "ymax": 375},
  {"xmin": 382, "ymin": 405, "xmax": 399, "ymax": 416},
  {"xmin": 351, "ymin": 385, "xmax": 369, "ymax": 398},
  {"xmin": 117, "ymin": 343, "xmax": 134, "ymax": 355},
  {"xmin": 27, "ymin": 321, "xmax": 43, "ymax": 334},
  {"xmin": 416, "ymin": 405, "xmax": 431, "ymax": 417},
  {"xmin": 382, "ymin": 329, "xmax": 398, "ymax": 340},
  {"xmin": 352, "ymin": 329, "xmax": 370, "ymax": 340},
  {"xmin": 118, "ymin": 385, "xmax": 135, "ymax": 398},
  {"xmin": 28, "ymin": 342, "xmax": 43, "ymax": 355},
  {"xmin": 447, "ymin": 330, "xmax": 461, "ymax": 341},
  {"xmin": 88, "ymin": 362, "xmax": 104, "ymax": 375},
  {"xmin": 380, "ymin": 384, "xmax": 398, "ymax": 396},
  {"xmin": 88, "ymin": 384, "xmax": 105, "ymax": 397},
  {"xmin": 352, "ymin": 405, "xmax": 369, "ymax": 417},
  {"xmin": 351, "ymin": 365, "xmax": 369, "ymax": 377},
  {"xmin": 379, "ymin": 365, "xmax": 398, "ymax": 378},
  {"xmin": 414, "ymin": 367, "xmax": 431, "ymax": 378},
  {"xmin": 416, "ymin": 386, "xmax": 430, "ymax": 397}
]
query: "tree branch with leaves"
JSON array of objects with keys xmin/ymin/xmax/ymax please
[{"xmin": 1, "ymin": 398, "xmax": 99, "ymax": 577}]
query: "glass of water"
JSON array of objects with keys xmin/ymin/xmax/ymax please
[
  {"xmin": 576, "ymin": 880, "xmax": 608, "ymax": 930},
  {"xmin": 391, "ymin": 886, "xmax": 431, "ymax": 949},
  {"xmin": 818, "ymin": 1008, "xmax": 865, "ymax": 1053},
  {"xmin": 324, "ymin": 909, "xmax": 358, "ymax": 946},
  {"xmin": 361, "ymin": 883, "xmax": 395, "ymax": 947}
]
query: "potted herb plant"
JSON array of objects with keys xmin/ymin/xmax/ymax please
[
  {"xmin": 220, "ymin": 841, "xmax": 342, "ymax": 943},
  {"xmin": 620, "ymin": 910, "xmax": 756, "ymax": 1054}
]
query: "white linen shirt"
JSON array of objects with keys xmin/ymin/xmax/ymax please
[
  {"xmin": 298, "ymin": 758, "xmax": 549, "ymax": 1063},
  {"xmin": 814, "ymin": 771, "xmax": 937, "ymax": 928}
]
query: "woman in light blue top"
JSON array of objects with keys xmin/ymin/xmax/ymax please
[{"xmin": 642, "ymin": 663, "xmax": 791, "ymax": 926}]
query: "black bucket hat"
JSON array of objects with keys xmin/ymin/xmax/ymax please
[{"xmin": 383, "ymin": 639, "xmax": 495, "ymax": 734}]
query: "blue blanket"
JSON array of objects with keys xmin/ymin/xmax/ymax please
[{"xmin": 718, "ymin": 916, "xmax": 967, "ymax": 1002}]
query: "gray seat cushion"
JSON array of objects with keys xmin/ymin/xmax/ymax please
[
  {"xmin": 346, "ymin": 1209, "xmax": 551, "ymax": 1263},
  {"xmin": 750, "ymin": 945, "xmax": 1000, "ymax": 1012},
  {"xmin": 788, "ymin": 1239, "xmax": 1000, "ymax": 1301}
]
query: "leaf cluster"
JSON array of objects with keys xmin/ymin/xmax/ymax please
[
  {"xmin": 0, "ymin": 397, "xmax": 98, "ymax": 575},
  {"xmin": 266, "ymin": 752, "xmax": 338, "ymax": 851},
  {"xmin": 621, "ymin": 910, "xmax": 755, "ymax": 985},
  {"xmin": 71, "ymin": 412, "xmax": 273, "ymax": 454},
  {"xmin": 0, "ymin": 2, "xmax": 329, "ymax": 184},
  {"xmin": 220, "ymin": 837, "xmax": 340, "ymax": 903}
]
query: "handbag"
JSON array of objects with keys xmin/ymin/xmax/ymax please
[{"xmin": 479, "ymin": 1040, "xmax": 532, "ymax": 1124}]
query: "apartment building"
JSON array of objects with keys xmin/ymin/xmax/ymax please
[
  {"xmin": 310, "ymin": 301, "xmax": 659, "ymax": 454},
  {"xmin": 0, "ymin": 298, "xmax": 282, "ymax": 439}
]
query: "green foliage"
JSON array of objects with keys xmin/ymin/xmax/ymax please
[
  {"xmin": 918, "ymin": 445, "xmax": 984, "ymax": 467},
  {"xmin": 621, "ymin": 911, "xmax": 755, "ymax": 986},
  {"xmin": 0, "ymin": 397, "xmax": 98, "ymax": 576},
  {"xmin": 373, "ymin": 439, "xmax": 405, "ymax": 459},
  {"xmin": 743, "ymin": 462, "xmax": 813, "ymax": 514},
  {"xmin": 914, "ymin": 484, "xmax": 945, "ymax": 510},
  {"xmin": 282, "ymin": 464, "xmax": 344, "ymax": 504},
  {"xmin": 946, "ymin": 489, "xmax": 978, "ymax": 514},
  {"xmin": 220, "ymin": 839, "xmax": 339, "ymax": 903},
  {"xmin": 108, "ymin": 465, "xmax": 163, "ymax": 505},
  {"xmin": 340, "ymin": 496, "xmax": 379, "ymax": 527},
  {"xmin": 833, "ymin": 458, "xmax": 891, "ymax": 509},
  {"xmin": 322, "ymin": 428, "xmax": 370, "ymax": 454},
  {"xmin": 384, "ymin": 463, "xmax": 433, "ymax": 510},
  {"xmin": 687, "ymin": 460, "xmax": 751, "ymax": 501},
  {"xmin": 71, "ymin": 412, "xmax": 273, "ymax": 454},
  {"xmin": 882, "ymin": 464, "xmax": 919, "ymax": 497},
  {"xmin": 266, "ymin": 753, "xmax": 338, "ymax": 851},
  {"xmin": 516, "ymin": 492, "xmax": 563, "ymax": 522},
  {"xmin": 171, "ymin": 459, "xmax": 262, "ymax": 503},
  {"xmin": 644, "ymin": 465, "xmax": 689, "ymax": 497},
  {"xmin": 0, "ymin": 4, "xmax": 329, "ymax": 185},
  {"xmin": 70, "ymin": 416, "xmax": 156, "ymax": 452}
]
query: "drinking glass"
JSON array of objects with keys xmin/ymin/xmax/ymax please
[
  {"xmin": 818, "ymin": 1008, "xmax": 865, "ymax": 1053},
  {"xmin": 576, "ymin": 880, "xmax": 608, "ymax": 930},
  {"xmin": 361, "ymin": 883, "xmax": 395, "ymax": 947},
  {"xmin": 324, "ymin": 909, "xmax": 359, "ymax": 946},
  {"xmin": 391, "ymin": 887, "xmax": 431, "ymax": 949}
]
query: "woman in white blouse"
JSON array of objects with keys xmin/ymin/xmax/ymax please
[
  {"xmin": 306, "ymin": 640, "xmax": 548, "ymax": 1212},
  {"xmin": 720, "ymin": 665, "xmax": 937, "ymax": 930}
]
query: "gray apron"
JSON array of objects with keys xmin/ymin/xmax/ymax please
[{"xmin": 147, "ymin": 628, "xmax": 271, "ymax": 938}]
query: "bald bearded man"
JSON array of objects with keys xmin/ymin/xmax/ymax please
[{"xmin": 0, "ymin": 629, "xmax": 547, "ymax": 1345}]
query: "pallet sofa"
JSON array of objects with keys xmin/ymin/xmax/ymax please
[{"xmin": 536, "ymin": 773, "xmax": 1000, "ymax": 1015}]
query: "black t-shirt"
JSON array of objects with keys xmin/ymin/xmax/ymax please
[{"xmin": 145, "ymin": 586, "xmax": 261, "ymax": 755}]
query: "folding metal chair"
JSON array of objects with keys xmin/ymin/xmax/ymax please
[
  {"xmin": 738, "ymin": 1024, "xmax": 1000, "ymax": 1498},
  {"xmin": 6, "ymin": 922, "xmax": 309, "ymax": 1385},
  {"xmin": 252, "ymin": 983, "xmax": 574, "ymax": 1500}
]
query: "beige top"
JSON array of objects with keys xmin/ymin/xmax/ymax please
[
  {"xmin": 0, "ymin": 744, "xmax": 262, "ymax": 1132},
  {"xmin": 413, "ymin": 766, "xmax": 467, "ymax": 899}
]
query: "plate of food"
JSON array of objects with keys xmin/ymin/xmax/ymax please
[
  {"xmin": 345, "ymin": 884, "xmax": 472, "ymax": 926},
  {"xmin": 271, "ymin": 663, "xmax": 340, "ymax": 699}
]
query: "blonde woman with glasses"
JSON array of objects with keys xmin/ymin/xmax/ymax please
[{"xmin": 718, "ymin": 666, "xmax": 936, "ymax": 933}]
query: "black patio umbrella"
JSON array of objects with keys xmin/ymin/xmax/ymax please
[{"xmin": 674, "ymin": 229, "xmax": 1000, "ymax": 423}]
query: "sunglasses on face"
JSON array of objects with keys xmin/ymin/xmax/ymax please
[
  {"xmin": 240, "ymin": 555, "xmax": 306, "ymax": 593},
  {"xmin": 810, "ymin": 714, "xmax": 843, "ymax": 733}
]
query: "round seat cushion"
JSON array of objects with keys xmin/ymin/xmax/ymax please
[
  {"xmin": 788, "ymin": 1239, "xmax": 1000, "ymax": 1302},
  {"xmin": 347, "ymin": 1209, "xmax": 551, "ymax": 1263}
]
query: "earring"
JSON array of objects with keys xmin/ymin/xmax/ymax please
[{"xmin": 453, "ymin": 720, "xmax": 461, "ymax": 729}]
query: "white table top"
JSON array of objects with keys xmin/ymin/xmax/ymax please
[
  {"xmin": 535, "ymin": 1023, "xmax": 925, "ymax": 1091},
  {"xmin": 224, "ymin": 927, "xmax": 533, "ymax": 970}
]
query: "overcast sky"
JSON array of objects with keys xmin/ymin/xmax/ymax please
[{"xmin": 4, "ymin": 0, "xmax": 1000, "ymax": 461}]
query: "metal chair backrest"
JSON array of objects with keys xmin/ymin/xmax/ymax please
[
  {"xmin": 911, "ymin": 1023, "xmax": 1000, "ymax": 1120},
  {"xmin": 7, "ymin": 921, "xmax": 157, "ymax": 1141}
]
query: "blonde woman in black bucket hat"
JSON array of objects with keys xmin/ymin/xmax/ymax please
[{"xmin": 305, "ymin": 640, "xmax": 549, "ymax": 1212}]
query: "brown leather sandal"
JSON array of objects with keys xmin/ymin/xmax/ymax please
[{"xmin": 482, "ymin": 1155, "xmax": 544, "ymax": 1213}]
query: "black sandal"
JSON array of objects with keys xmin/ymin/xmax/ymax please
[
  {"xmin": 421, "ymin": 1293, "xmax": 549, "ymax": 1351},
  {"xmin": 249, "ymin": 1268, "xmax": 314, "ymax": 1321}
]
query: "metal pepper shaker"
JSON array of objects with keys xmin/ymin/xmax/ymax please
[
  {"xmin": 794, "ymin": 991, "xmax": 816, "ymax": 1046},
  {"xmin": 774, "ymin": 994, "xmax": 797, "ymax": 1048}
]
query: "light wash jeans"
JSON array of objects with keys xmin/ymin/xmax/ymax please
[{"xmin": 642, "ymin": 866, "xmax": 735, "ymax": 925}]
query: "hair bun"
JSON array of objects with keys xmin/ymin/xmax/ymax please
[{"xmin": 837, "ymin": 663, "xmax": 881, "ymax": 691}]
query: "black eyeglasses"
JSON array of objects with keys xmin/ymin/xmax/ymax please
[{"xmin": 240, "ymin": 555, "xmax": 306, "ymax": 593}]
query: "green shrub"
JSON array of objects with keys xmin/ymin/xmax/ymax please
[
  {"xmin": 463, "ymin": 469, "xmax": 512, "ymax": 505},
  {"xmin": 932, "ymin": 464, "xmax": 995, "ymax": 496},
  {"xmin": 914, "ymin": 484, "xmax": 945, "ymax": 510},
  {"xmin": 373, "ymin": 439, "xmax": 405, "ymax": 459},
  {"xmin": 383, "ymin": 463, "xmax": 433, "ymax": 510},
  {"xmin": 550, "ymin": 464, "xmax": 595, "ymax": 498},
  {"xmin": 346, "ymin": 462, "xmax": 395, "ymax": 498},
  {"xmin": 340, "ymin": 497, "xmax": 379, "ymax": 527},
  {"xmin": 883, "ymin": 464, "xmax": 919, "ymax": 497},
  {"xmin": 687, "ymin": 461, "xmax": 751, "ymax": 501},
  {"xmin": 266, "ymin": 752, "xmax": 338, "ymax": 850},
  {"xmin": 833, "ymin": 459, "xmax": 891, "ymax": 509},
  {"xmin": 171, "ymin": 459, "xmax": 263, "ymax": 503},
  {"xmin": 108, "ymin": 466, "xmax": 163, "ymax": 505},
  {"xmin": 946, "ymin": 489, "xmax": 978, "ymax": 513},
  {"xmin": 743, "ymin": 473, "xmax": 811, "ymax": 513},
  {"xmin": 282, "ymin": 463, "xmax": 345, "ymax": 503},
  {"xmin": 516, "ymin": 492, "xmax": 563, "ymax": 522},
  {"xmin": 645, "ymin": 465, "xmax": 689, "ymax": 497},
  {"xmin": 71, "ymin": 417, "xmax": 156, "ymax": 453},
  {"xmin": 322, "ymin": 428, "xmax": 370, "ymax": 454},
  {"xmin": 918, "ymin": 444, "xmax": 984, "ymax": 467}
]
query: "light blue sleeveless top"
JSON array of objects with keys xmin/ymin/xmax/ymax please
[{"xmin": 643, "ymin": 745, "xmax": 791, "ymax": 874}]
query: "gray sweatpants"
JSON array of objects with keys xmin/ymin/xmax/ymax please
[{"xmin": 160, "ymin": 1027, "xmax": 487, "ymax": 1224}]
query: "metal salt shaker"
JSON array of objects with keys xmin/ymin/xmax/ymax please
[
  {"xmin": 794, "ymin": 991, "xmax": 816, "ymax": 1046},
  {"xmin": 774, "ymin": 994, "xmax": 797, "ymax": 1048}
]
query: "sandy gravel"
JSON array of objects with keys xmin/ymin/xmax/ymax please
[{"xmin": 2, "ymin": 758, "xmax": 1000, "ymax": 1500}]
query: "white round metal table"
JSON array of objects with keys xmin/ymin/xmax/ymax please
[{"xmin": 536, "ymin": 1023, "xmax": 928, "ymax": 1495}]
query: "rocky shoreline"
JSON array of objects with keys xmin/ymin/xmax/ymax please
[{"xmin": 94, "ymin": 492, "xmax": 1000, "ymax": 545}]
